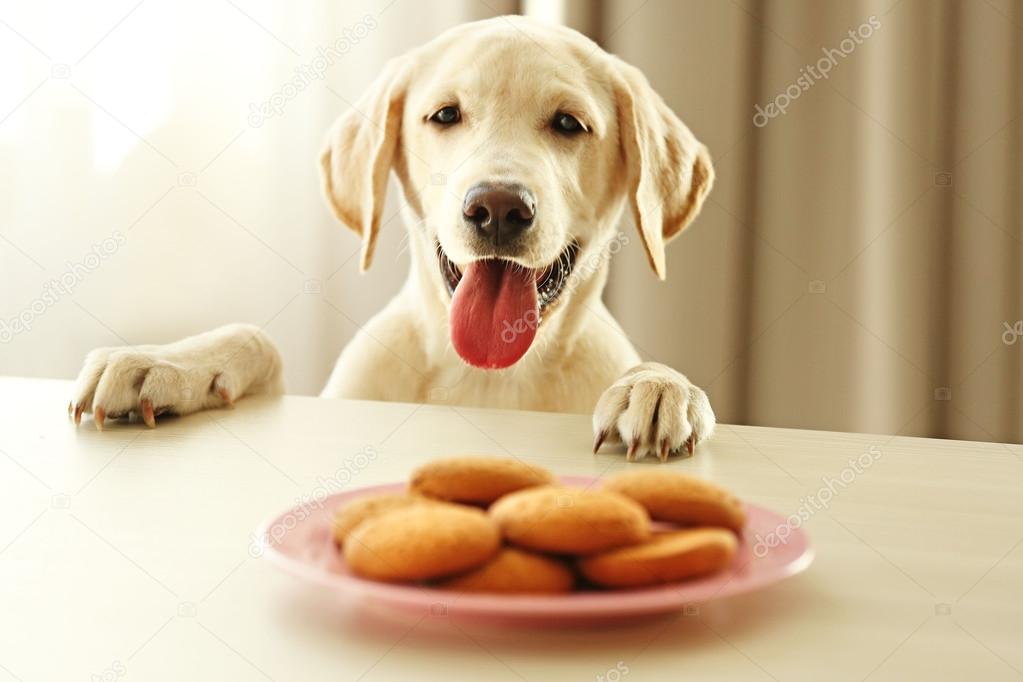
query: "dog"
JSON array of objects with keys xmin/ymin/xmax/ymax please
[{"xmin": 68, "ymin": 16, "xmax": 716, "ymax": 462}]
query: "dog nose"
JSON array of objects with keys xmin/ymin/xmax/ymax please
[{"xmin": 462, "ymin": 182, "xmax": 536, "ymax": 245}]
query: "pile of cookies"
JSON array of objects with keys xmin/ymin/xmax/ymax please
[{"xmin": 333, "ymin": 457, "xmax": 746, "ymax": 594}]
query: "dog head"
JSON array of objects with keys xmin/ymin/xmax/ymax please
[{"xmin": 320, "ymin": 17, "xmax": 713, "ymax": 369}]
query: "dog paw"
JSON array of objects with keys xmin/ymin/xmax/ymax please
[
  {"xmin": 68, "ymin": 324, "xmax": 283, "ymax": 430},
  {"xmin": 592, "ymin": 362, "xmax": 715, "ymax": 462},
  {"xmin": 69, "ymin": 350, "xmax": 232, "ymax": 430}
]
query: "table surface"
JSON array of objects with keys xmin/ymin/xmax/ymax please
[{"xmin": 1, "ymin": 377, "xmax": 1021, "ymax": 682}]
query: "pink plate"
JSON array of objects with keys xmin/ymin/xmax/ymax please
[{"xmin": 257, "ymin": 476, "xmax": 813, "ymax": 624}]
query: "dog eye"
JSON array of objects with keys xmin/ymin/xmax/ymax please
[
  {"xmin": 552, "ymin": 112, "xmax": 585, "ymax": 135},
  {"xmin": 429, "ymin": 106, "xmax": 461, "ymax": 126}
]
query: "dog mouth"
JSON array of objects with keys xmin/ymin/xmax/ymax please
[
  {"xmin": 438, "ymin": 242, "xmax": 579, "ymax": 313},
  {"xmin": 437, "ymin": 242, "xmax": 579, "ymax": 370}
]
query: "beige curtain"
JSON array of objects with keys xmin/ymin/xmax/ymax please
[
  {"xmin": 3, "ymin": 0, "xmax": 1018, "ymax": 443},
  {"xmin": 561, "ymin": 0, "xmax": 1023, "ymax": 443}
]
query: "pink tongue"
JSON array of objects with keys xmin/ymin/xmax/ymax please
[{"xmin": 450, "ymin": 260, "xmax": 538, "ymax": 369}]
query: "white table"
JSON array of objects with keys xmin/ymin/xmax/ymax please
[{"xmin": 1, "ymin": 377, "xmax": 1021, "ymax": 681}]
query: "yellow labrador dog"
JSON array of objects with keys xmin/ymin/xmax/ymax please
[{"xmin": 69, "ymin": 17, "xmax": 715, "ymax": 462}]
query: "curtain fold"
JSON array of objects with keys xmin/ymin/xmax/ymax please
[
  {"xmin": 3, "ymin": 0, "xmax": 1018, "ymax": 443},
  {"xmin": 568, "ymin": 0, "xmax": 1022, "ymax": 442}
]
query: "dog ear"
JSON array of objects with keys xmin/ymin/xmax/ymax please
[
  {"xmin": 319, "ymin": 57, "xmax": 409, "ymax": 272},
  {"xmin": 613, "ymin": 59, "xmax": 714, "ymax": 280}
]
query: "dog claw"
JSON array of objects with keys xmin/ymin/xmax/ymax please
[
  {"xmin": 94, "ymin": 407, "xmax": 105, "ymax": 431},
  {"xmin": 659, "ymin": 439, "xmax": 670, "ymax": 462},
  {"xmin": 686, "ymin": 435, "xmax": 696, "ymax": 455},
  {"xmin": 141, "ymin": 399, "xmax": 156, "ymax": 428},
  {"xmin": 67, "ymin": 402, "xmax": 72, "ymax": 418},
  {"xmin": 592, "ymin": 430, "xmax": 607, "ymax": 454},
  {"xmin": 626, "ymin": 439, "xmax": 640, "ymax": 462},
  {"xmin": 73, "ymin": 405, "xmax": 83, "ymax": 426},
  {"xmin": 217, "ymin": 388, "xmax": 233, "ymax": 407}
]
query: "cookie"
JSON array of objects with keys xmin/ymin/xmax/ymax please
[
  {"xmin": 332, "ymin": 493, "xmax": 434, "ymax": 545},
  {"xmin": 438, "ymin": 548, "xmax": 575, "ymax": 594},
  {"xmin": 344, "ymin": 505, "xmax": 500, "ymax": 581},
  {"xmin": 578, "ymin": 529, "xmax": 737, "ymax": 588},
  {"xmin": 488, "ymin": 486, "xmax": 650, "ymax": 555},
  {"xmin": 410, "ymin": 456, "xmax": 555, "ymax": 505},
  {"xmin": 602, "ymin": 470, "xmax": 746, "ymax": 533}
]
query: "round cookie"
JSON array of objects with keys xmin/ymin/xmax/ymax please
[
  {"xmin": 410, "ymin": 456, "xmax": 555, "ymax": 505},
  {"xmin": 578, "ymin": 529, "xmax": 737, "ymax": 588},
  {"xmin": 344, "ymin": 505, "xmax": 500, "ymax": 582},
  {"xmin": 489, "ymin": 486, "xmax": 650, "ymax": 555},
  {"xmin": 438, "ymin": 548, "xmax": 575, "ymax": 594},
  {"xmin": 602, "ymin": 470, "xmax": 746, "ymax": 533},
  {"xmin": 332, "ymin": 493, "xmax": 435, "ymax": 545}
]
